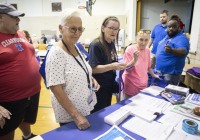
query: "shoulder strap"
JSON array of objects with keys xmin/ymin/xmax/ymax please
[
  {"xmin": 76, "ymin": 42, "xmax": 90, "ymax": 61},
  {"xmin": 39, "ymin": 50, "xmax": 50, "ymax": 88}
]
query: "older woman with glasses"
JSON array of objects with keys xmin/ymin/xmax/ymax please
[
  {"xmin": 45, "ymin": 9, "xmax": 100, "ymax": 130},
  {"xmin": 122, "ymin": 30, "xmax": 159, "ymax": 99},
  {"xmin": 88, "ymin": 16, "xmax": 126, "ymax": 113}
]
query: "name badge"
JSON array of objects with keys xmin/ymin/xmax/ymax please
[{"xmin": 87, "ymin": 91, "xmax": 93, "ymax": 104}]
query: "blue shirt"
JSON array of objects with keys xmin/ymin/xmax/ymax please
[
  {"xmin": 156, "ymin": 31, "xmax": 190, "ymax": 74},
  {"xmin": 151, "ymin": 24, "xmax": 167, "ymax": 54}
]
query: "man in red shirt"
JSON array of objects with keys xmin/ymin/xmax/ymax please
[{"xmin": 0, "ymin": 3, "xmax": 41, "ymax": 140}]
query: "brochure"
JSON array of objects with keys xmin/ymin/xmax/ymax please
[
  {"xmin": 93, "ymin": 125, "xmax": 135, "ymax": 140},
  {"xmin": 170, "ymin": 103, "xmax": 200, "ymax": 121},
  {"xmin": 185, "ymin": 93, "xmax": 200, "ymax": 106},
  {"xmin": 161, "ymin": 91, "xmax": 186, "ymax": 105}
]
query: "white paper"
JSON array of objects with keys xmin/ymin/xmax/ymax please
[
  {"xmin": 174, "ymin": 117, "xmax": 200, "ymax": 136},
  {"xmin": 167, "ymin": 117, "xmax": 200, "ymax": 140},
  {"xmin": 167, "ymin": 130, "xmax": 199, "ymax": 140},
  {"xmin": 129, "ymin": 93, "xmax": 172, "ymax": 113},
  {"xmin": 140, "ymin": 86, "xmax": 165, "ymax": 96},
  {"xmin": 104, "ymin": 108, "xmax": 130, "ymax": 125},
  {"xmin": 93, "ymin": 125, "xmax": 135, "ymax": 140},
  {"xmin": 158, "ymin": 113, "xmax": 200, "ymax": 139},
  {"xmin": 122, "ymin": 117, "xmax": 174, "ymax": 140},
  {"xmin": 157, "ymin": 111, "xmax": 184, "ymax": 126},
  {"xmin": 121, "ymin": 102, "xmax": 158, "ymax": 122}
]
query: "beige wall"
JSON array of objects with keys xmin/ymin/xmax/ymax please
[
  {"xmin": 1, "ymin": 0, "xmax": 200, "ymax": 62},
  {"xmin": 188, "ymin": 28, "xmax": 200, "ymax": 65},
  {"xmin": 20, "ymin": 15, "xmax": 126, "ymax": 44}
]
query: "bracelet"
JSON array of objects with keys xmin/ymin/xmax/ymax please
[{"xmin": 126, "ymin": 65, "xmax": 134, "ymax": 70}]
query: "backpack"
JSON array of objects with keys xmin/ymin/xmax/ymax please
[
  {"xmin": 39, "ymin": 50, "xmax": 50, "ymax": 88},
  {"xmin": 76, "ymin": 42, "xmax": 90, "ymax": 61}
]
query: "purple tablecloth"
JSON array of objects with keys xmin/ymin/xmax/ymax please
[{"xmin": 41, "ymin": 93, "xmax": 163, "ymax": 140}]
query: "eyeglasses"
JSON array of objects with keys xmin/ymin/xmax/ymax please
[
  {"xmin": 63, "ymin": 26, "xmax": 85, "ymax": 33},
  {"xmin": 106, "ymin": 27, "xmax": 120, "ymax": 32},
  {"xmin": 137, "ymin": 30, "xmax": 151, "ymax": 34}
]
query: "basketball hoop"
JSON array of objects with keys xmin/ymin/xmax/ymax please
[{"xmin": 78, "ymin": 6, "xmax": 86, "ymax": 9}]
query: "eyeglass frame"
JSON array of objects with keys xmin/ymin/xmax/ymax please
[
  {"xmin": 137, "ymin": 30, "xmax": 151, "ymax": 35},
  {"xmin": 106, "ymin": 26, "xmax": 120, "ymax": 32},
  {"xmin": 63, "ymin": 25, "xmax": 85, "ymax": 33}
]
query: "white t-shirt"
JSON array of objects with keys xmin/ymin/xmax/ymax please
[{"xmin": 46, "ymin": 46, "xmax": 97, "ymax": 123}]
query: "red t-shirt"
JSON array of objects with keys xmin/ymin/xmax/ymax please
[
  {"xmin": 179, "ymin": 21, "xmax": 184, "ymax": 30},
  {"xmin": 0, "ymin": 31, "xmax": 41, "ymax": 102}
]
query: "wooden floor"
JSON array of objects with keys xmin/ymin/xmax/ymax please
[{"xmin": 14, "ymin": 80, "xmax": 117, "ymax": 140}]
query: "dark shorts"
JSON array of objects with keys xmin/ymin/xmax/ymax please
[{"xmin": 0, "ymin": 93, "xmax": 40, "ymax": 136}]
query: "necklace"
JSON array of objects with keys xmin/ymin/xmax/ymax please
[{"xmin": 61, "ymin": 39, "xmax": 91, "ymax": 89}]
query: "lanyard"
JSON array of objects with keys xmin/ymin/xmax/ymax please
[{"xmin": 62, "ymin": 39, "xmax": 91, "ymax": 89}]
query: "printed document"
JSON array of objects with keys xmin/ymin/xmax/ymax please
[
  {"xmin": 121, "ymin": 102, "xmax": 159, "ymax": 122},
  {"xmin": 93, "ymin": 125, "xmax": 135, "ymax": 140},
  {"xmin": 140, "ymin": 86, "xmax": 164, "ymax": 96},
  {"xmin": 122, "ymin": 117, "xmax": 174, "ymax": 140},
  {"xmin": 157, "ymin": 111, "xmax": 184, "ymax": 126},
  {"xmin": 129, "ymin": 93, "xmax": 172, "ymax": 113}
]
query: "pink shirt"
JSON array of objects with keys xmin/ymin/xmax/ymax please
[{"xmin": 122, "ymin": 44, "xmax": 151, "ymax": 96}]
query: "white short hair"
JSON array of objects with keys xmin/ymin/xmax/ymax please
[{"xmin": 60, "ymin": 8, "xmax": 81, "ymax": 25}]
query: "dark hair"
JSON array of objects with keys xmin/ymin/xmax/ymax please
[
  {"xmin": 161, "ymin": 10, "xmax": 169, "ymax": 16},
  {"xmin": 23, "ymin": 30, "xmax": 31, "ymax": 40},
  {"xmin": 94, "ymin": 16, "xmax": 120, "ymax": 62},
  {"xmin": 170, "ymin": 14, "xmax": 181, "ymax": 23}
]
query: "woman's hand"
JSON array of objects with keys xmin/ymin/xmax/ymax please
[
  {"xmin": 153, "ymin": 74, "xmax": 160, "ymax": 79},
  {"xmin": 0, "ymin": 106, "xmax": 12, "ymax": 129},
  {"xmin": 92, "ymin": 78, "xmax": 100, "ymax": 92},
  {"xmin": 133, "ymin": 50, "xmax": 140, "ymax": 62},
  {"xmin": 73, "ymin": 113, "xmax": 90, "ymax": 130},
  {"xmin": 0, "ymin": 114, "xmax": 6, "ymax": 129},
  {"xmin": 112, "ymin": 62, "xmax": 126, "ymax": 70}
]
